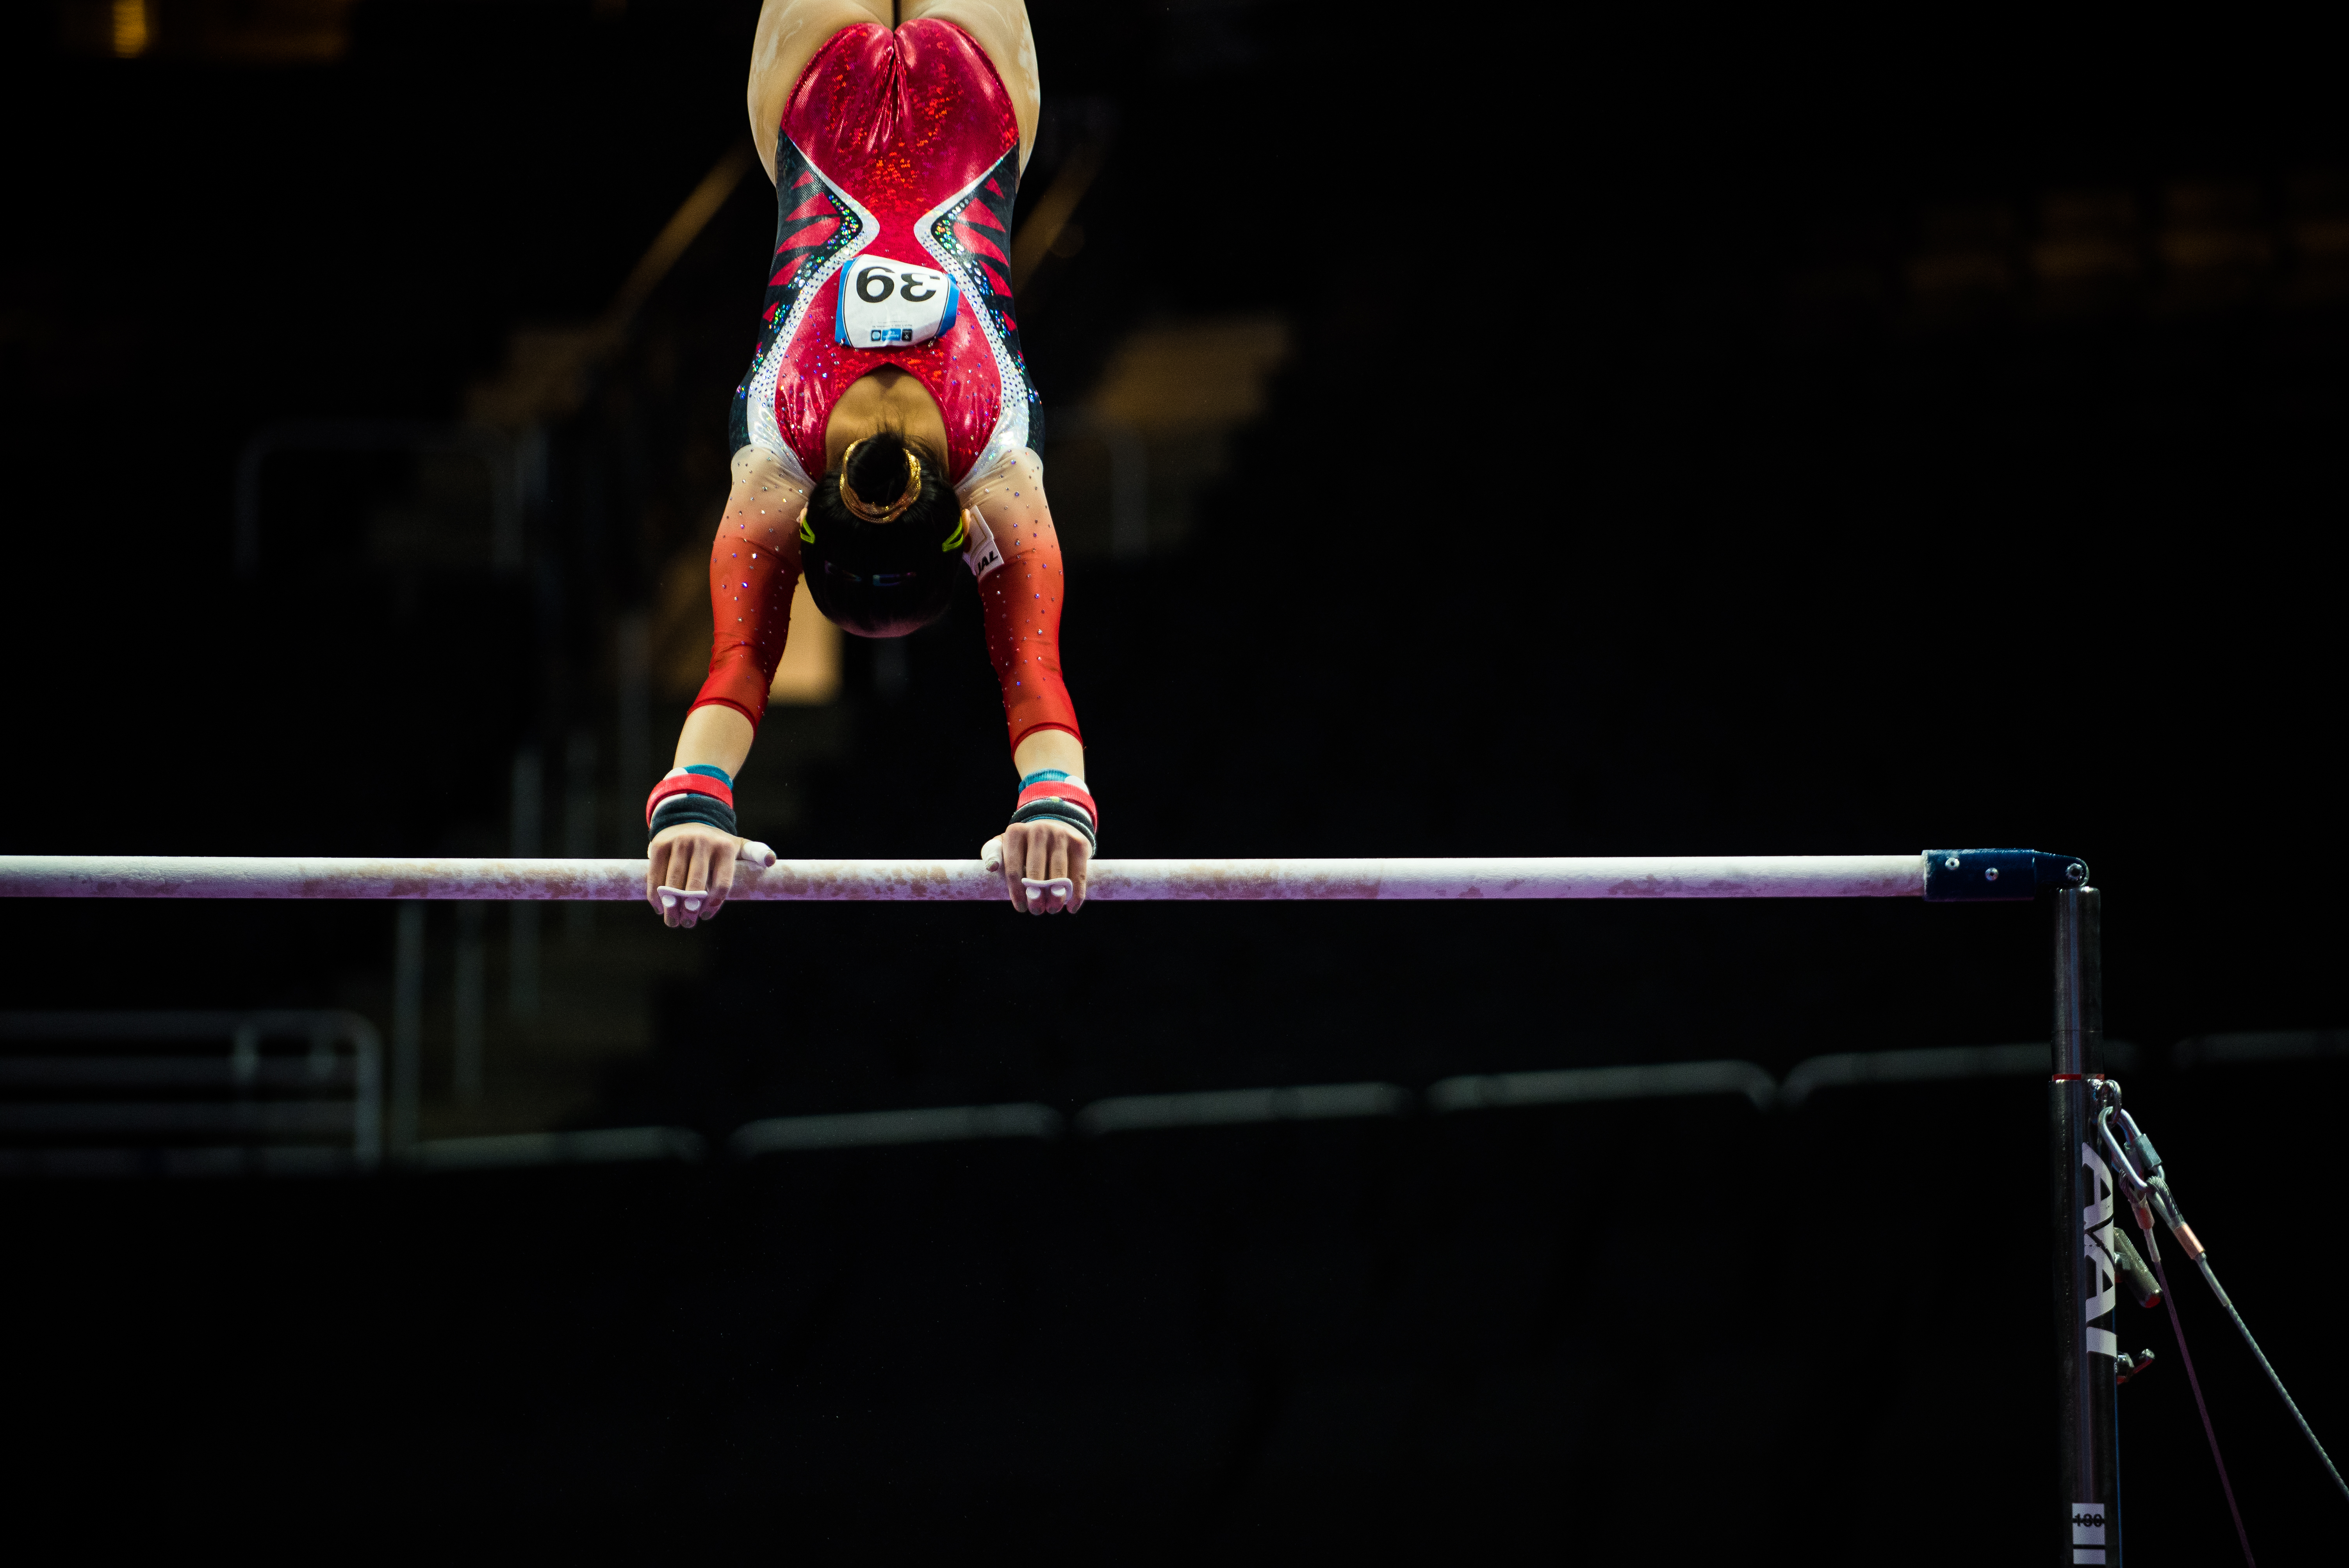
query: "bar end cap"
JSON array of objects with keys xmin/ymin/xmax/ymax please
[{"xmin": 1922, "ymin": 848, "xmax": 2090, "ymax": 902}]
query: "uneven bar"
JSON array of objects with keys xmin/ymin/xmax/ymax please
[{"xmin": 0, "ymin": 854, "xmax": 1926, "ymax": 902}]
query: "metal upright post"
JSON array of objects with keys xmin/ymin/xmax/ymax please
[{"xmin": 2051, "ymin": 886, "xmax": 2120, "ymax": 1564}]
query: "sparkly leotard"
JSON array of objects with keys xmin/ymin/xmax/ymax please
[
  {"xmin": 728, "ymin": 18, "xmax": 1038, "ymax": 488},
  {"xmin": 699, "ymin": 20, "xmax": 1079, "ymax": 755}
]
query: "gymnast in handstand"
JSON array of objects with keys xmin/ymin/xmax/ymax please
[{"xmin": 643, "ymin": 0, "xmax": 1093, "ymax": 926}]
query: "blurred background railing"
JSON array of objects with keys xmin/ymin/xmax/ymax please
[
  {"xmin": 31, "ymin": 1025, "xmax": 2349, "ymax": 1178},
  {"xmin": 0, "ymin": 1010, "xmax": 380, "ymax": 1175}
]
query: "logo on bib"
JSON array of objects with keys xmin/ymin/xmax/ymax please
[
  {"xmin": 835, "ymin": 255, "xmax": 961, "ymax": 350},
  {"xmin": 960, "ymin": 509, "xmax": 1004, "ymax": 581}
]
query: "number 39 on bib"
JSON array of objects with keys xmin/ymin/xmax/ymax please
[{"xmin": 834, "ymin": 255, "xmax": 961, "ymax": 349}]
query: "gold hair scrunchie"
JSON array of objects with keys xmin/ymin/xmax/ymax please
[{"xmin": 839, "ymin": 438, "xmax": 924, "ymax": 524}]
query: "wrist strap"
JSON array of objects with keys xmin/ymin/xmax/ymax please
[
  {"xmin": 647, "ymin": 766, "xmax": 737, "ymax": 842},
  {"xmin": 1010, "ymin": 797, "xmax": 1096, "ymax": 851},
  {"xmin": 1015, "ymin": 773, "xmax": 1096, "ymax": 834}
]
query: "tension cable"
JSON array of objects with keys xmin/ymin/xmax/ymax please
[{"xmin": 2094, "ymin": 1080, "xmax": 2349, "ymax": 1554}]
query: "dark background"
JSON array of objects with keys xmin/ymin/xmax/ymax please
[{"xmin": 1, "ymin": 1, "xmax": 2343, "ymax": 1558}]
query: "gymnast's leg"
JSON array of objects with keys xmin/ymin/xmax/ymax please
[
  {"xmin": 746, "ymin": 0, "xmax": 894, "ymax": 183},
  {"xmin": 902, "ymin": 0, "xmax": 1041, "ymax": 167}
]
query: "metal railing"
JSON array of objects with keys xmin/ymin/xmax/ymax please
[
  {"xmin": 661, "ymin": 1037, "xmax": 2178, "ymax": 1169},
  {"xmin": 0, "ymin": 1010, "xmax": 382, "ymax": 1176},
  {"xmin": 3, "ymin": 1023, "xmax": 2324, "ymax": 1181}
]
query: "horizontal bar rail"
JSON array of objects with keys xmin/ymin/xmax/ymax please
[{"xmin": 1, "ymin": 854, "xmax": 1932, "ymax": 901}]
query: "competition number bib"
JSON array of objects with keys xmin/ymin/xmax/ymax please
[{"xmin": 836, "ymin": 254, "xmax": 960, "ymax": 349}]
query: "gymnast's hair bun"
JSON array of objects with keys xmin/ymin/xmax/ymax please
[{"xmin": 800, "ymin": 430, "xmax": 964, "ymax": 638}]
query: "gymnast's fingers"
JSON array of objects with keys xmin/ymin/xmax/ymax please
[
  {"xmin": 648, "ymin": 833, "xmax": 683, "ymax": 924},
  {"xmin": 677, "ymin": 836, "xmax": 716, "ymax": 928},
  {"xmin": 1023, "ymin": 825, "xmax": 1057, "ymax": 916},
  {"xmin": 704, "ymin": 838, "xmax": 740, "ymax": 918},
  {"xmin": 1002, "ymin": 823, "xmax": 1030, "ymax": 911},
  {"xmin": 1041, "ymin": 829, "xmax": 1071, "ymax": 914},
  {"xmin": 1068, "ymin": 833, "xmax": 1089, "ymax": 913}
]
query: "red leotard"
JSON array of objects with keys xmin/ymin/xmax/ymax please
[{"xmin": 699, "ymin": 20, "xmax": 1078, "ymax": 756}]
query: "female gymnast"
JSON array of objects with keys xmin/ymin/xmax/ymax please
[{"xmin": 643, "ymin": 0, "xmax": 1094, "ymax": 927}]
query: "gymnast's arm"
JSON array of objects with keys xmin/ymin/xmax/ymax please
[
  {"xmin": 644, "ymin": 445, "xmax": 808, "ymax": 928},
  {"xmin": 963, "ymin": 449, "xmax": 1093, "ymax": 915}
]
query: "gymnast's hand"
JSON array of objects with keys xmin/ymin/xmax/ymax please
[
  {"xmin": 997, "ymin": 819, "xmax": 1090, "ymax": 916},
  {"xmin": 645, "ymin": 823, "xmax": 745, "ymax": 928}
]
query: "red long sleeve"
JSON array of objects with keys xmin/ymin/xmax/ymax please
[
  {"xmin": 975, "ymin": 522, "xmax": 1081, "ymax": 751},
  {"xmin": 692, "ymin": 515, "xmax": 801, "ymax": 731}
]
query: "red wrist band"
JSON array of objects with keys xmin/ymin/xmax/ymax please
[{"xmin": 644, "ymin": 772, "xmax": 736, "ymax": 828}]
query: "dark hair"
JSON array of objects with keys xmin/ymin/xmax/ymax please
[{"xmin": 800, "ymin": 430, "xmax": 964, "ymax": 638}]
